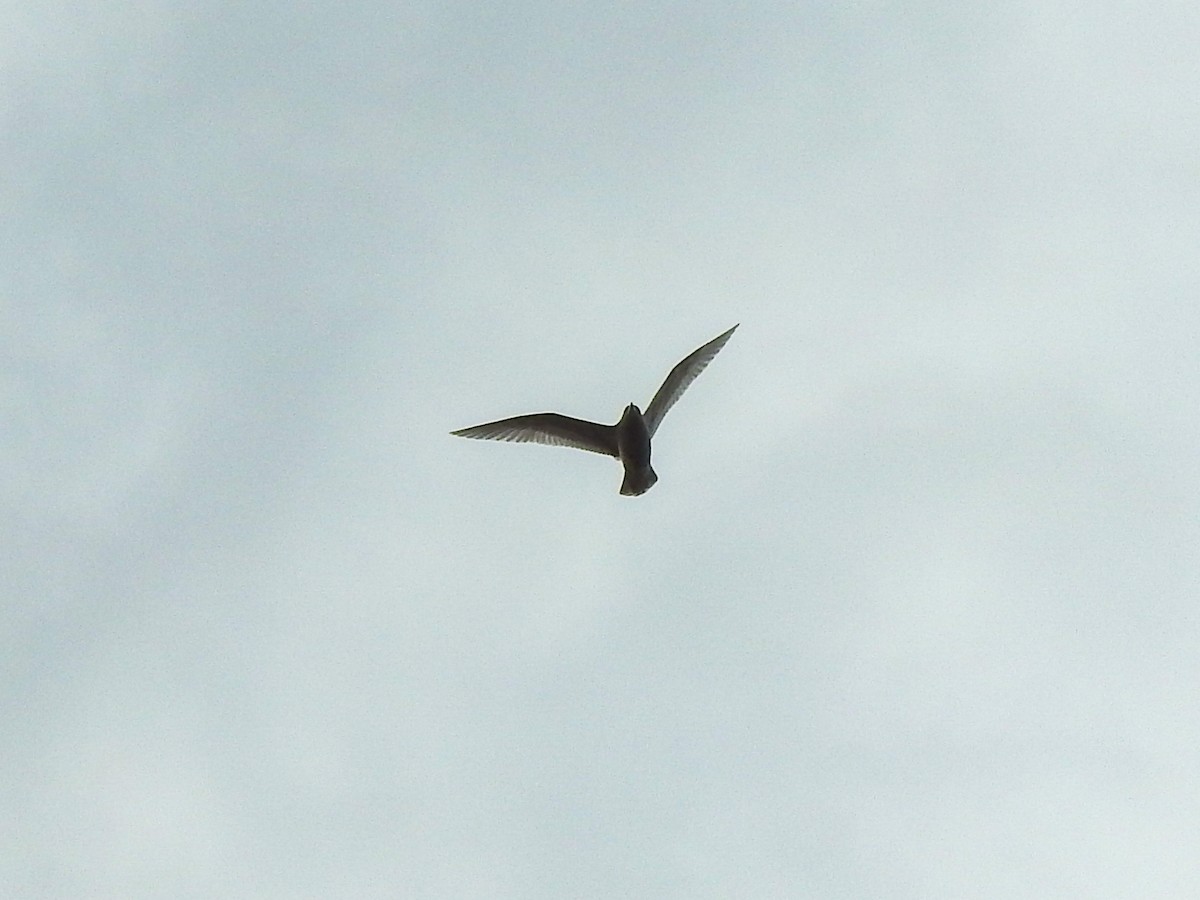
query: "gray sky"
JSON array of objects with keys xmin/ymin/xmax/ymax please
[{"xmin": 5, "ymin": 2, "xmax": 1199, "ymax": 897}]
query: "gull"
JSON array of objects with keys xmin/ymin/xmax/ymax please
[{"xmin": 451, "ymin": 325, "xmax": 737, "ymax": 496}]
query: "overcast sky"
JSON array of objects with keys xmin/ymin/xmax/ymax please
[{"xmin": 4, "ymin": 2, "xmax": 1199, "ymax": 897}]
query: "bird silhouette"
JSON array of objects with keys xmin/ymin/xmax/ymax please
[{"xmin": 451, "ymin": 325, "xmax": 737, "ymax": 495}]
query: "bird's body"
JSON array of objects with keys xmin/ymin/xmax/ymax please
[
  {"xmin": 451, "ymin": 325, "xmax": 737, "ymax": 495},
  {"xmin": 616, "ymin": 403, "xmax": 656, "ymax": 496}
]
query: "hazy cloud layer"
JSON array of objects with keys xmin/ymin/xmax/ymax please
[{"xmin": 4, "ymin": 2, "xmax": 1198, "ymax": 897}]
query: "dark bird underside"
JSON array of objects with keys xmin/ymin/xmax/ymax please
[{"xmin": 451, "ymin": 325, "xmax": 737, "ymax": 495}]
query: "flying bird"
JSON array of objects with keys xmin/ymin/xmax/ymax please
[{"xmin": 451, "ymin": 324, "xmax": 738, "ymax": 496}]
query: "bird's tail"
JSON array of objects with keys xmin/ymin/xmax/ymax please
[{"xmin": 620, "ymin": 466, "xmax": 658, "ymax": 496}]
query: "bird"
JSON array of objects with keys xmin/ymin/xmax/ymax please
[{"xmin": 451, "ymin": 324, "xmax": 737, "ymax": 496}]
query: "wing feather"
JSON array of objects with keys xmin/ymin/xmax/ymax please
[
  {"xmin": 643, "ymin": 325, "xmax": 737, "ymax": 437},
  {"xmin": 451, "ymin": 413, "xmax": 618, "ymax": 457}
]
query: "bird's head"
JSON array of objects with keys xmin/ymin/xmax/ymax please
[{"xmin": 618, "ymin": 404, "xmax": 643, "ymax": 427}]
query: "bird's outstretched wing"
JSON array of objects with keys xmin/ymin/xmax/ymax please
[
  {"xmin": 643, "ymin": 325, "xmax": 737, "ymax": 437},
  {"xmin": 451, "ymin": 413, "xmax": 619, "ymax": 457}
]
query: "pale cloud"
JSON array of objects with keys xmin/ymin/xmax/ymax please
[{"xmin": 4, "ymin": 2, "xmax": 1199, "ymax": 897}]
